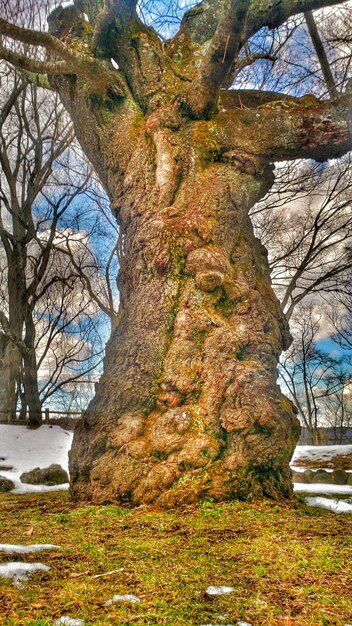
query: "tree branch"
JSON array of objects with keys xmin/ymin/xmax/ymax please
[
  {"xmin": 246, "ymin": 0, "xmax": 350, "ymax": 39},
  {"xmin": 217, "ymin": 91, "xmax": 352, "ymax": 163},
  {"xmin": 304, "ymin": 10, "xmax": 338, "ymax": 99},
  {"xmin": 0, "ymin": 42, "xmax": 71, "ymax": 76},
  {"xmin": 183, "ymin": 0, "xmax": 250, "ymax": 117},
  {"xmin": 0, "ymin": 17, "xmax": 126, "ymax": 97}
]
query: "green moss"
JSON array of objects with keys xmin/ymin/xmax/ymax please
[
  {"xmin": 93, "ymin": 436, "xmax": 108, "ymax": 459},
  {"xmin": 151, "ymin": 450, "xmax": 169, "ymax": 462},
  {"xmin": 214, "ymin": 291, "xmax": 235, "ymax": 317}
]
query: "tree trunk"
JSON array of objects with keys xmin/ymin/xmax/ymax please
[
  {"xmin": 23, "ymin": 312, "xmax": 42, "ymax": 428},
  {"xmin": 69, "ymin": 123, "xmax": 300, "ymax": 505},
  {"xmin": 0, "ymin": 333, "xmax": 20, "ymax": 422}
]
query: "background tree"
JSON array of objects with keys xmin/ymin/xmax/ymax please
[
  {"xmin": 321, "ymin": 374, "xmax": 352, "ymax": 444},
  {"xmin": 0, "ymin": 0, "xmax": 351, "ymax": 505},
  {"xmin": 252, "ymin": 155, "xmax": 352, "ymax": 320},
  {"xmin": 0, "ymin": 64, "xmax": 118, "ymax": 425},
  {"xmin": 280, "ymin": 303, "xmax": 351, "ymax": 444}
]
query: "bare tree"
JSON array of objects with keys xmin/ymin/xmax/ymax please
[
  {"xmin": 280, "ymin": 302, "xmax": 351, "ymax": 444},
  {"xmin": 0, "ymin": 65, "xmax": 117, "ymax": 425},
  {"xmin": 0, "ymin": 67, "xmax": 73, "ymax": 424},
  {"xmin": 328, "ymin": 290, "xmax": 352, "ymax": 352},
  {"xmin": 252, "ymin": 155, "xmax": 352, "ymax": 321},
  {"xmin": 322, "ymin": 372, "xmax": 352, "ymax": 443}
]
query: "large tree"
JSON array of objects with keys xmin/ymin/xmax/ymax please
[{"xmin": 1, "ymin": 0, "xmax": 351, "ymax": 505}]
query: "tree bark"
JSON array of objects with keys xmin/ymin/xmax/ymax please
[
  {"xmin": 68, "ymin": 108, "xmax": 300, "ymax": 505},
  {"xmin": 23, "ymin": 312, "xmax": 42, "ymax": 428},
  {"xmin": 0, "ymin": 333, "xmax": 20, "ymax": 422}
]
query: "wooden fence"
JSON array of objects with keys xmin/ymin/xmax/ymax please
[{"xmin": 0, "ymin": 409, "xmax": 82, "ymax": 426}]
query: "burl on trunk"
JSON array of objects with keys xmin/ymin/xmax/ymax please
[{"xmin": 2, "ymin": 0, "xmax": 351, "ymax": 505}]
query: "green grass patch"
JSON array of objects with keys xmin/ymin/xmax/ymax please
[{"xmin": 0, "ymin": 493, "xmax": 351, "ymax": 625}]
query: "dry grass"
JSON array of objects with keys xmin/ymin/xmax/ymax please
[{"xmin": 0, "ymin": 492, "xmax": 351, "ymax": 625}]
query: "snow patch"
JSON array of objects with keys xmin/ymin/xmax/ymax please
[
  {"xmin": 0, "ymin": 425, "xmax": 72, "ymax": 493},
  {"xmin": 54, "ymin": 618, "xmax": 85, "ymax": 626},
  {"xmin": 291, "ymin": 445, "xmax": 352, "ymax": 465},
  {"xmin": 201, "ymin": 622, "xmax": 251, "ymax": 626},
  {"xmin": 0, "ymin": 544, "xmax": 60, "ymax": 554},
  {"xmin": 13, "ymin": 483, "xmax": 69, "ymax": 494},
  {"xmin": 104, "ymin": 594, "xmax": 141, "ymax": 606},
  {"xmin": 0, "ymin": 562, "xmax": 49, "ymax": 587},
  {"xmin": 306, "ymin": 497, "xmax": 352, "ymax": 513},
  {"xmin": 294, "ymin": 483, "xmax": 352, "ymax": 495},
  {"xmin": 206, "ymin": 586, "xmax": 235, "ymax": 596}
]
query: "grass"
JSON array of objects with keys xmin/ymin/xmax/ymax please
[{"xmin": 0, "ymin": 492, "xmax": 351, "ymax": 625}]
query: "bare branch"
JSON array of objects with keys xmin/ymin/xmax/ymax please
[
  {"xmin": 304, "ymin": 10, "xmax": 338, "ymax": 98},
  {"xmin": 0, "ymin": 17, "xmax": 126, "ymax": 97},
  {"xmin": 217, "ymin": 91, "xmax": 352, "ymax": 163},
  {"xmin": 0, "ymin": 42, "xmax": 71, "ymax": 76}
]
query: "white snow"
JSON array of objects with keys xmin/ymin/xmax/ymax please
[
  {"xmin": 292, "ymin": 445, "xmax": 352, "ymax": 515},
  {"xmin": 0, "ymin": 544, "xmax": 59, "ymax": 554},
  {"xmin": 291, "ymin": 445, "xmax": 352, "ymax": 466},
  {"xmin": 104, "ymin": 594, "xmax": 141, "ymax": 606},
  {"xmin": 306, "ymin": 497, "xmax": 352, "ymax": 513},
  {"xmin": 201, "ymin": 622, "xmax": 251, "ymax": 626},
  {"xmin": 54, "ymin": 618, "xmax": 85, "ymax": 626},
  {"xmin": 206, "ymin": 586, "xmax": 235, "ymax": 596},
  {"xmin": 294, "ymin": 483, "xmax": 352, "ymax": 495},
  {"xmin": 0, "ymin": 562, "xmax": 50, "ymax": 587},
  {"xmin": 0, "ymin": 424, "xmax": 73, "ymax": 493},
  {"xmin": 13, "ymin": 483, "xmax": 70, "ymax": 495}
]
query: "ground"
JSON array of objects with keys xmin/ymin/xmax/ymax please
[{"xmin": 0, "ymin": 491, "xmax": 352, "ymax": 626}]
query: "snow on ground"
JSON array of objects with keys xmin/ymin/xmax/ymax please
[
  {"xmin": 291, "ymin": 445, "xmax": 352, "ymax": 466},
  {"xmin": 104, "ymin": 594, "xmax": 141, "ymax": 606},
  {"xmin": 306, "ymin": 497, "xmax": 352, "ymax": 513},
  {"xmin": 293, "ymin": 467, "xmax": 352, "ymax": 473},
  {"xmin": 294, "ymin": 483, "xmax": 352, "ymax": 495},
  {"xmin": 201, "ymin": 622, "xmax": 251, "ymax": 626},
  {"xmin": 206, "ymin": 586, "xmax": 235, "ymax": 596},
  {"xmin": 54, "ymin": 618, "xmax": 85, "ymax": 626},
  {"xmin": 0, "ymin": 544, "xmax": 59, "ymax": 554},
  {"xmin": 0, "ymin": 562, "xmax": 50, "ymax": 587},
  {"xmin": 0, "ymin": 424, "xmax": 73, "ymax": 492},
  {"xmin": 12, "ymin": 482, "xmax": 69, "ymax": 495}
]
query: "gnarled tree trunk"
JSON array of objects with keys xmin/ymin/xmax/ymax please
[{"xmin": 68, "ymin": 108, "xmax": 301, "ymax": 505}]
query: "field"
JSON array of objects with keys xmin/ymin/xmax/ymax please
[{"xmin": 0, "ymin": 491, "xmax": 351, "ymax": 626}]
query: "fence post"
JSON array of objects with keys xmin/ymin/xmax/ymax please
[{"xmin": 44, "ymin": 408, "xmax": 50, "ymax": 423}]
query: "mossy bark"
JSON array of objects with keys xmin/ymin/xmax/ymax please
[{"xmin": 67, "ymin": 107, "xmax": 299, "ymax": 505}]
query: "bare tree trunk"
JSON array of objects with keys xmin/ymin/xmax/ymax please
[
  {"xmin": 69, "ymin": 130, "xmax": 299, "ymax": 505},
  {"xmin": 23, "ymin": 312, "xmax": 42, "ymax": 428},
  {"xmin": 0, "ymin": 333, "xmax": 20, "ymax": 422}
]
